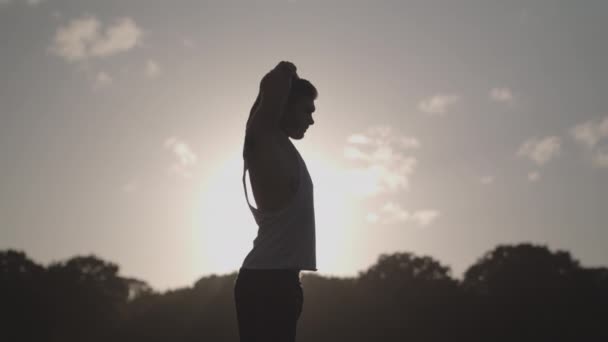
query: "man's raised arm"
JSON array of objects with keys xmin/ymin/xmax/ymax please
[{"xmin": 247, "ymin": 61, "xmax": 299, "ymax": 136}]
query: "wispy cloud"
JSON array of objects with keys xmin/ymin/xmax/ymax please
[
  {"xmin": 418, "ymin": 94, "xmax": 460, "ymax": 115},
  {"xmin": 1, "ymin": 0, "xmax": 44, "ymax": 6},
  {"xmin": 490, "ymin": 87, "xmax": 515, "ymax": 103},
  {"xmin": 346, "ymin": 126, "xmax": 421, "ymax": 151},
  {"xmin": 145, "ymin": 59, "xmax": 161, "ymax": 78},
  {"xmin": 343, "ymin": 125, "xmax": 419, "ymax": 197},
  {"xmin": 374, "ymin": 201, "xmax": 410, "ymax": 225},
  {"xmin": 49, "ymin": 16, "xmax": 142, "ymax": 62},
  {"xmin": 121, "ymin": 179, "xmax": 139, "ymax": 193},
  {"xmin": 517, "ymin": 136, "xmax": 561, "ymax": 165},
  {"xmin": 163, "ymin": 137, "xmax": 198, "ymax": 178},
  {"xmin": 346, "ymin": 133, "xmax": 371, "ymax": 145},
  {"xmin": 570, "ymin": 116, "xmax": 608, "ymax": 148},
  {"xmin": 594, "ymin": 149, "xmax": 608, "ymax": 168},
  {"xmin": 410, "ymin": 210, "xmax": 441, "ymax": 226},
  {"xmin": 181, "ymin": 37, "xmax": 196, "ymax": 48},
  {"xmin": 569, "ymin": 117, "xmax": 608, "ymax": 168},
  {"xmin": 366, "ymin": 201, "xmax": 440, "ymax": 227},
  {"xmin": 528, "ymin": 171, "xmax": 541, "ymax": 182},
  {"xmin": 345, "ymin": 125, "xmax": 438, "ymax": 226},
  {"xmin": 480, "ymin": 175, "xmax": 495, "ymax": 185},
  {"xmin": 93, "ymin": 71, "xmax": 112, "ymax": 88}
]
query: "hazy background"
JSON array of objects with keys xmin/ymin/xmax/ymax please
[{"xmin": 1, "ymin": 0, "xmax": 607, "ymax": 291}]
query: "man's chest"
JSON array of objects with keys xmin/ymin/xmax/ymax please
[
  {"xmin": 280, "ymin": 144, "xmax": 300, "ymax": 193},
  {"xmin": 247, "ymin": 140, "xmax": 300, "ymax": 196}
]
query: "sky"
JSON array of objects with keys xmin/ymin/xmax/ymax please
[{"xmin": 1, "ymin": 0, "xmax": 607, "ymax": 291}]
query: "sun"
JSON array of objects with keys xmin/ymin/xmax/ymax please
[{"xmin": 194, "ymin": 152, "xmax": 254, "ymax": 275}]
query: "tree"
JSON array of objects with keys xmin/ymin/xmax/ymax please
[
  {"xmin": 45, "ymin": 255, "xmax": 130, "ymax": 341},
  {"xmin": 0, "ymin": 250, "xmax": 47, "ymax": 341},
  {"xmin": 354, "ymin": 252, "xmax": 460, "ymax": 341},
  {"xmin": 463, "ymin": 243, "xmax": 584, "ymax": 341}
]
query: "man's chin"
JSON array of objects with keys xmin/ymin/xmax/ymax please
[{"xmin": 289, "ymin": 130, "xmax": 306, "ymax": 140}]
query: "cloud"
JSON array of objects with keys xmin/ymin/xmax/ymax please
[
  {"xmin": 93, "ymin": 71, "xmax": 112, "ymax": 88},
  {"xmin": 181, "ymin": 37, "xmax": 196, "ymax": 48},
  {"xmin": 378, "ymin": 201, "xmax": 410, "ymax": 225},
  {"xmin": 50, "ymin": 16, "xmax": 142, "ymax": 62},
  {"xmin": 517, "ymin": 136, "xmax": 561, "ymax": 165},
  {"xmin": 89, "ymin": 18, "xmax": 142, "ymax": 57},
  {"xmin": 480, "ymin": 176, "xmax": 494, "ymax": 185},
  {"xmin": 570, "ymin": 116, "xmax": 608, "ymax": 148},
  {"xmin": 0, "ymin": 0, "xmax": 41, "ymax": 6},
  {"xmin": 594, "ymin": 148, "xmax": 608, "ymax": 168},
  {"xmin": 418, "ymin": 94, "xmax": 460, "ymax": 115},
  {"xmin": 569, "ymin": 117, "xmax": 608, "ymax": 169},
  {"xmin": 410, "ymin": 210, "xmax": 441, "ymax": 226},
  {"xmin": 365, "ymin": 212, "xmax": 380, "ymax": 224},
  {"xmin": 164, "ymin": 137, "xmax": 198, "ymax": 178},
  {"xmin": 121, "ymin": 179, "xmax": 139, "ymax": 193},
  {"xmin": 49, "ymin": 16, "xmax": 98, "ymax": 61},
  {"xmin": 366, "ymin": 202, "xmax": 440, "ymax": 227},
  {"xmin": 344, "ymin": 146, "xmax": 369, "ymax": 161},
  {"xmin": 528, "ymin": 171, "xmax": 541, "ymax": 182},
  {"xmin": 400, "ymin": 137, "xmax": 421, "ymax": 149},
  {"xmin": 347, "ymin": 133, "xmax": 372, "ymax": 145},
  {"xmin": 0, "ymin": 0, "xmax": 46, "ymax": 8},
  {"xmin": 490, "ymin": 87, "xmax": 514, "ymax": 103},
  {"xmin": 345, "ymin": 125, "xmax": 439, "ymax": 225},
  {"xmin": 145, "ymin": 59, "xmax": 161, "ymax": 78},
  {"xmin": 346, "ymin": 127, "xmax": 420, "ymax": 153},
  {"xmin": 343, "ymin": 125, "xmax": 419, "ymax": 197}
]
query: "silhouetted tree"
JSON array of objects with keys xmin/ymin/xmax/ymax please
[
  {"xmin": 463, "ymin": 243, "xmax": 603, "ymax": 341},
  {"xmin": 353, "ymin": 252, "xmax": 461, "ymax": 341},
  {"xmin": 45, "ymin": 255, "xmax": 130, "ymax": 341},
  {"xmin": 2, "ymin": 244, "xmax": 607, "ymax": 342},
  {"xmin": 123, "ymin": 276, "xmax": 156, "ymax": 301},
  {"xmin": 0, "ymin": 250, "xmax": 47, "ymax": 341}
]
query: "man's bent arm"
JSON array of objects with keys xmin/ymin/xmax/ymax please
[{"xmin": 248, "ymin": 61, "xmax": 298, "ymax": 136}]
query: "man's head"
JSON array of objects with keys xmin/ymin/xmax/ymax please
[
  {"xmin": 247, "ymin": 78, "xmax": 317, "ymax": 140},
  {"xmin": 280, "ymin": 78, "xmax": 317, "ymax": 140}
]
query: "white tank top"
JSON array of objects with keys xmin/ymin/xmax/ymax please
[{"xmin": 240, "ymin": 139, "xmax": 317, "ymax": 271}]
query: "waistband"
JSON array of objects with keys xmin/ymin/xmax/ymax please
[{"xmin": 239, "ymin": 267, "xmax": 300, "ymax": 275}]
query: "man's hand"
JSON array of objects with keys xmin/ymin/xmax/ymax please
[{"xmin": 259, "ymin": 61, "xmax": 299, "ymax": 100}]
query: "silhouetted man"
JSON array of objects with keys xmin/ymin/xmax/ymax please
[{"xmin": 234, "ymin": 61, "xmax": 318, "ymax": 342}]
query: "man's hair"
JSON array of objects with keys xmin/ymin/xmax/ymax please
[
  {"xmin": 286, "ymin": 78, "xmax": 318, "ymax": 106},
  {"xmin": 246, "ymin": 78, "xmax": 317, "ymax": 130}
]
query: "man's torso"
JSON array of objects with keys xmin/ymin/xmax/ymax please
[{"xmin": 245, "ymin": 133, "xmax": 300, "ymax": 213}]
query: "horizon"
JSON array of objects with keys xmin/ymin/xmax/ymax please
[{"xmin": 2, "ymin": 240, "xmax": 601, "ymax": 293}]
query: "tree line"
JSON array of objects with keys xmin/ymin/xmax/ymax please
[{"xmin": 1, "ymin": 243, "xmax": 607, "ymax": 341}]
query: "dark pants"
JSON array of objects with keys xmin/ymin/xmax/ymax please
[{"xmin": 234, "ymin": 268, "xmax": 303, "ymax": 342}]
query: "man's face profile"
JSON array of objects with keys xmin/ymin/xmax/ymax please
[{"xmin": 282, "ymin": 96, "xmax": 316, "ymax": 140}]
